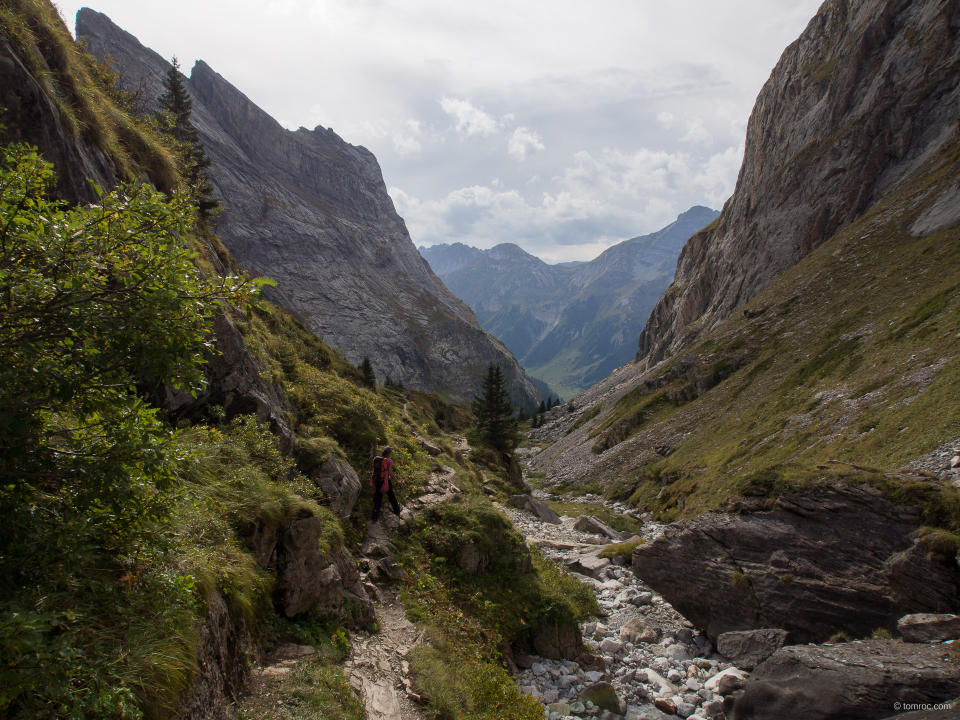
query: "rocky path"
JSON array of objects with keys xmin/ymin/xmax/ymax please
[
  {"xmin": 347, "ymin": 460, "xmax": 465, "ymax": 720},
  {"xmin": 501, "ymin": 496, "xmax": 745, "ymax": 720},
  {"xmin": 344, "ymin": 587, "xmax": 427, "ymax": 720}
]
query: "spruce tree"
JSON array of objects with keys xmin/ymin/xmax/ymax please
[
  {"xmin": 538, "ymin": 399, "xmax": 546, "ymax": 414},
  {"xmin": 359, "ymin": 356, "xmax": 376, "ymax": 387},
  {"xmin": 156, "ymin": 57, "xmax": 220, "ymax": 219},
  {"xmin": 472, "ymin": 363, "xmax": 519, "ymax": 453}
]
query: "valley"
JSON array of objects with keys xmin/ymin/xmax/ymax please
[{"xmin": 0, "ymin": 0, "xmax": 959, "ymax": 719}]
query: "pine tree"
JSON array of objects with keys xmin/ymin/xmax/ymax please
[
  {"xmin": 472, "ymin": 363, "xmax": 519, "ymax": 453},
  {"xmin": 518, "ymin": 407, "xmax": 527, "ymax": 422},
  {"xmin": 156, "ymin": 57, "xmax": 220, "ymax": 219},
  {"xmin": 547, "ymin": 396, "xmax": 554, "ymax": 410},
  {"xmin": 538, "ymin": 399, "xmax": 546, "ymax": 414},
  {"xmin": 359, "ymin": 356, "xmax": 376, "ymax": 387}
]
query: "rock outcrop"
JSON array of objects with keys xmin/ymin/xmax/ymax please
[
  {"xmin": 77, "ymin": 9, "xmax": 539, "ymax": 407},
  {"xmin": 0, "ymin": 36, "xmax": 117, "ymax": 205},
  {"xmin": 639, "ymin": 0, "xmax": 960, "ymax": 366},
  {"xmin": 732, "ymin": 640, "xmax": 960, "ymax": 720},
  {"xmin": 631, "ymin": 484, "xmax": 960, "ymax": 642},
  {"xmin": 308, "ymin": 453, "xmax": 363, "ymax": 520}
]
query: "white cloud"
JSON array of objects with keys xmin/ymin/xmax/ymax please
[
  {"xmin": 265, "ymin": 0, "xmax": 298, "ymax": 16},
  {"xmin": 440, "ymin": 97, "xmax": 500, "ymax": 137},
  {"xmin": 392, "ymin": 132, "xmax": 422, "ymax": 156},
  {"xmin": 508, "ymin": 126, "xmax": 545, "ymax": 161}
]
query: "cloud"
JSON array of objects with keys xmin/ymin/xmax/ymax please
[
  {"xmin": 508, "ymin": 126, "xmax": 545, "ymax": 161},
  {"xmin": 392, "ymin": 133, "xmax": 422, "ymax": 156},
  {"xmin": 440, "ymin": 97, "xmax": 500, "ymax": 137},
  {"xmin": 264, "ymin": 0, "xmax": 298, "ymax": 16}
]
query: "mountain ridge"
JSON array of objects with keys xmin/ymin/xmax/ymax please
[
  {"xmin": 420, "ymin": 206, "xmax": 719, "ymax": 398},
  {"xmin": 77, "ymin": 9, "xmax": 540, "ymax": 408}
]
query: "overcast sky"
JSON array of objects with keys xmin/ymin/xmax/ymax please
[{"xmin": 58, "ymin": 0, "xmax": 821, "ymax": 263}]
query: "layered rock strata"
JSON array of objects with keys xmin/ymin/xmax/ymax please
[{"xmin": 631, "ymin": 484, "xmax": 960, "ymax": 642}]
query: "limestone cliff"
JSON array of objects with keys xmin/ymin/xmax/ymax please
[
  {"xmin": 639, "ymin": 0, "xmax": 960, "ymax": 366},
  {"xmin": 78, "ymin": 9, "xmax": 539, "ymax": 407}
]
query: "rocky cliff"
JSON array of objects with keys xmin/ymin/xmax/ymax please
[
  {"xmin": 638, "ymin": 0, "xmax": 960, "ymax": 367},
  {"xmin": 421, "ymin": 207, "xmax": 718, "ymax": 398},
  {"xmin": 78, "ymin": 9, "xmax": 539, "ymax": 407}
]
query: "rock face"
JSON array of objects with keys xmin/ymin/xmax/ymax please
[
  {"xmin": 77, "ymin": 9, "xmax": 539, "ymax": 407},
  {"xmin": 631, "ymin": 484, "xmax": 960, "ymax": 642},
  {"xmin": 156, "ymin": 310, "xmax": 294, "ymax": 452},
  {"xmin": 638, "ymin": 0, "xmax": 960, "ymax": 366},
  {"xmin": 0, "ymin": 36, "xmax": 117, "ymax": 205},
  {"xmin": 732, "ymin": 640, "xmax": 960, "ymax": 720},
  {"xmin": 421, "ymin": 207, "xmax": 718, "ymax": 396}
]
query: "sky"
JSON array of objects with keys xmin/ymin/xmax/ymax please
[{"xmin": 57, "ymin": 0, "xmax": 822, "ymax": 263}]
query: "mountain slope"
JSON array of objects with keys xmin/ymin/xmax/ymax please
[
  {"xmin": 638, "ymin": 0, "xmax": 960, "ymax": 367},
  {"xmin": 420, "ymin": 207, "xmax": 718, "ymax": 398},
  {"xmin": 529, "ymin": 0, "xmax": 960, "ymax": 518},
  {"xmin": 78, "ymin": 9, "xmax": 539, "ymax": 408}
]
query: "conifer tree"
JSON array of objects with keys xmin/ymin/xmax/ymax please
[
  {"xmin": 472, "ymin": 363, "xmax": 519, "ymax": 453},
  {"xmin": 156, "ymin": 57, "xmax": 220, "ymax": 219},
  {"xmin": 359, "ymin": 356, "xmax": 376, "ymax": 387},
  {"xmin": 538, "ymin": 399, "xmax": 546, "ymax": 414},
  {"xmin": 518, "ymin": 407, "xmax": 527, "ymax": 422}
]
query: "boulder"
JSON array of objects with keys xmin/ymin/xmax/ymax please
[
  {"xmin": 331, "ymin": 546, "xmax": 376, "ymax": 629},
  {"xmin": 731, "ymin": 640, "xmax": 960, "ymax": 720},
  {"xmin": 898, "ymin": 614, "xmax": 960, "ymax": 643},
  {"xmin": 574, "ymin": 515, "xmax": 629, "ymax": 540},
  {"xmin": 456, "ymin": 542, "xmax": 489, "ymax": 576},
  {"xmin": 273, "ymin": 508, "xmax": 343, "ymax": 617},
  {"xmin": 418, "ymin": 437, "xmax": 443, "ymax": 457},
  {"xmin": 566, "ymin": 554, "xmax": 611, "ymax": 580},
  {"xmin": 705, "ymin": 667, "xmax": 748, "ymax": 693},
  {"xmin": 579, "ymin": 681, "xmax": 622, "ymax": 714},
  {"xmin": 621, "ymin": 617, "xmax": 660, "ymax": 644},
  {"xmin": 716, "ymin": 629, "xmax": 790, "ymax": 670},
  {"xmin": 632, "ymin": 484, "xmax": 960, "ymax": 642},
  {"xmin": 508, "ymin": 495, "xmax": 562, "ymax": 524},
  {"xmin": 309, "ymin": 453, "xmax": 362, "ymax": 519}
]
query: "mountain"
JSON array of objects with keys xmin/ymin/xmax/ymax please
[
  {"xmin": 420, "ymin": 206, "xmax": 719, "ymax": 398},
  {"xmin": 637, "ymin": 0, "xmax": 960, "ymax": 368},
  {"xmin": 77, "ymin": 10, "xmax": 539, "ymax": 408}
]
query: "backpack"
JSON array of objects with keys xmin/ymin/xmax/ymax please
[{"xmin": 372, "ymin": 456, "xmax": 388, "ymax": 490}]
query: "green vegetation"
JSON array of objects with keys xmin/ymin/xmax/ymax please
[
  {"xmin": 871, "ymin": 628, "xmax": 893, "ymax": 640},
  {"xmin": 155, "ymin": 57, "xmax": 219, "ymax": 218},
  {"xmin": 0, "ymin": 0, "xmax": 177, "ymax": 189},
  {"xmin": 599, "ymin": 538, "xmax": 645, "ymax": 561},
  {"xmin": 576, "ymin": 130, "xmax": 960, "ymax": 524},
  {"xmin": 730, "ymin": 571, "xmax": 751, "ymax": 593},
  {"xmin": 473, "ymin": 363, "xmax": 521, "ymax": 455},
  {"xmin": 396, "ymin": 497, "xmax": 598, "ymax": 720}
]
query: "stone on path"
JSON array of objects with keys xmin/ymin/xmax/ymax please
[
  {"xmin": 897, "ymin": 613, "xmax": 960, "ymax": 643},
  {"xmin": 574, "ymin": 515, "xmax": 630, "ymax": 540},
  {"xmin": 508, "ymin": 494, "xmax": 562, "ymax": 524},
  {"xmin": 620, "ymin": 617, "xmax": 659, "ymax": 644},
  {"xmin": 578, "ymin": 681, "xmax": 623, "ymax": 714},
  {"xmin": 704, "ymin": 667, "xmax": 747, "ymax": 693},
  {"xmin": 566, "ymin": 554, "xmax": 611, "ymax": 580},
  {"xmin": 361, "ymin": 676, "xmax": 404, "ymax": 720}
]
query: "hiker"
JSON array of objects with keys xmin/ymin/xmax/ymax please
[{"xmin": 370, "ymin": 446, "xmax": 401, "ymax": 522}]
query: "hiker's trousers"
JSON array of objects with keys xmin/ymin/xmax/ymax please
[{"xmin": 371, "ymin": 485, "xmax": 400, "ymax": 519}]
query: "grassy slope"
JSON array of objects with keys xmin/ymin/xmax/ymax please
[{"xmin": 574, "ymin": 131, "xmax": 960, "ymax": 526}]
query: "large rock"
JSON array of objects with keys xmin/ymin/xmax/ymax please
[
  {"xmin": 309, "ymin": 453, "xmax": 362, "ymax": 520},
  {"xmin": 574, "ymin": 515, "xmax": 629, "ymax": 541},
  {"xmin": 531, "ymin": 621, "xmax": 585, "ymax": 663},
  {"xmin": 273, "ymin": 508, "xmax": 343, "ymax": 617},
  {"xmin": 621, "ymin": 617, "xmax": 660, "ymax": 644},
  {"xmin": 898, "ymin": 614, "xmax": 960, "ymax": 643},
  {"xmin": 78, "ymin": 9, "xmax": 540, "ymax": 407},
  {"xmin": 331, "ymin": 546, "xmax": 376, "ymax": 629},
  {"xmin": 578, "ymin": 682, "xmax": 623, "ymax": 715},
  {"xmin": 732, "ymin": 640, "xmax": 960, "ymax": 720},
  {"xmin": 508, "ymin": 495, "xmax": 562, "ymax": 524},
  {"xmin": 638, "ymin": 0, "xmax": 960, "ymax": 366},
  {"xmin": 716, "ymin": 629, "xmax": 790, "ymax": 670},
  {"xmin": 631, "ymin": 484, "xmax": 960, "ymax": 642},
  {"xmin": 567, "ymin": 554, "xmax": 611, "ymax": 581}
]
